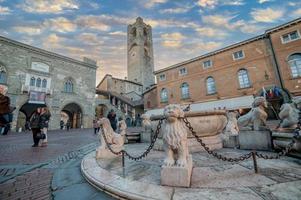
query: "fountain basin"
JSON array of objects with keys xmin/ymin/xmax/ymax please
[{"xmin": 145, "ymin": 110, "xmax": 227, "ymax": 151}]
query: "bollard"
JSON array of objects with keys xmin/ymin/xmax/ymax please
[{"xmin": 252, "ymin": 151, "xmax": 258, "ymax": 174}]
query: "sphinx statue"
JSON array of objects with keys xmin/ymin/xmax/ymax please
[
  {"xmin": 278, "ymin": 97, "xmax": 301, "ymax": 128},
  {"xmin": 238, "ymin": 97, "xmax": 268, "ymax": 131},
  {"xmin": 96, "ymin": 118, "xmax": 126, "ymax": 159}
]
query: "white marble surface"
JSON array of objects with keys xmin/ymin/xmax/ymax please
[{"xmin": 81, "ymin": 143, "xmax": 301, "ymax": 200}]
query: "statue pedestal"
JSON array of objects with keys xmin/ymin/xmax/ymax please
[
  {"xmin": 96, "ymin": 147, "xmax": 121, "ymax": 159},
  {"xmin": 239, "ymin": 130, "xmax": 272, "ymax": 150},
  {"xmin": 223, "ymin": 136, "xmax": 239, "ymax": 148},
  {"xmin": 161, "ymin": 155, "xmax": 192, "ymax": 187}
]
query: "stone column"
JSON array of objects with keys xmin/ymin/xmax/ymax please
[{"xmin": 125, "ymin": 104, "xmax": 128, "ymax": 115}]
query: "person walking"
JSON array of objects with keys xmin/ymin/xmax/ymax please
[
  {"xmin": 39, "ymin": 107, "xmax": 51, "ymax": 147},
  {"xmin": 0, "ymin": 85, "xmax": 14, "ymax": 135},
  {"xmin": 30, "ymin": 108, "xmax": 41, "ymax": 147},
  {"xmin": 60, "ymin": 120, "xmax": 64, "ymax": 130},
  {"xmin": 66, "ymin": 119, "xmax": 71, "ymax": 131},
  {"xmin": 107, "ymin": 109, "xmax": 117, "ymax": 131},
  {"xmin": 93, "ymin": 119, "xmax": 98, "ymax": 134}
]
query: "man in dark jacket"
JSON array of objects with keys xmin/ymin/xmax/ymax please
[
  {"xmin": 0, "ymin": 85, "xmax": 14, "ymax": 135},
  {"xmin": 30, "ymin": 108, "xmax": 41, "ymax": 147},
  {"xmin": 107, "ymin": 109, "xmax": 117, "ymax": 131}
]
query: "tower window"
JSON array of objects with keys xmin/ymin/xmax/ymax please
[
  {"xmin": 30, "ymin": 77, "xmax": 35, "ymax": 86},
  {"xmin": 179, "ymin": 68, "xmax": 187, "ymax": 76},
  {"xmin": 36, "ymin": 78, "xmax": 41, "ymax": 87}
]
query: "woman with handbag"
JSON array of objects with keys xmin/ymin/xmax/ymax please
[
  {"xmin": 39, "ymin": 107, "xmax": 51, "ymax": 147},
  {"xmin": 30, "ymin": 108, "xmax": 41, "ymax": 147}
]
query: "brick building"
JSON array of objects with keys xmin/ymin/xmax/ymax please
[{"xmin": 145, "ymin": 18, "xmax": 301, "ymax": 117}]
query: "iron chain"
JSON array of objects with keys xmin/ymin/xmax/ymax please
[
  {"xmin": 182, "ymin": 117, "xmax": 252, "ymax": 162},
  {"xmin": 100, "ymin": 119, "xmax": 163, "ymax": 161}
]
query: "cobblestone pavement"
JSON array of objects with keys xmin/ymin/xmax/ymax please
[{"xmin": 0, "ymin": 129, "xmax": 115, "ymax": 200}]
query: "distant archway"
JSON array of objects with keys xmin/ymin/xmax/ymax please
[{"xmin": 61, "ymin": 103, "xmax": 82, "ymax": 128}]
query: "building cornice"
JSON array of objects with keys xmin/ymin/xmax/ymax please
[
  {"xmin": 265, "ymin": 17, "xmax": 301, "ymax": 34},
  {"xmin": 154, "ymin": 34, "xmax": 265, "ymax": 74},
  {"xmin": 0, "ymin": 35, "xmax": 98, "ymax": 70},
  {"xmin": 155, "ymin": 17, "xmax": 301, "ymax": 75}
]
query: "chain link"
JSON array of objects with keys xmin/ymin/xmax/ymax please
[
  {"xmin": 255, "ymin": 140, "xmax": 294, "ymax": 159},
  {"xmin": 182, "ymin": 117, "xmax": 252, "ymax": 162},
  {"xmin": 100, "ymin": 119, "xmax": 163, "ymax": 161}
]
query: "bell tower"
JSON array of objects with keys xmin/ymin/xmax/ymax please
[{"xmin": 127, "ymin": 17, "xmax": 155, "ymax": 90}]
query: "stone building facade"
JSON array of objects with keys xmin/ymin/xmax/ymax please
[
  {"xmin": 145, "ymin": 18, "xmax": 301, "ymax": 116},
  {"xmin": 0, "ymin": 36, "xmax": 97, "ymax": 131},
  {"xmin": 95, "ymin": 74, "xmax": 144, "ymax": 125},
  {"xmin": 127, "ymin": 17, "xmax": 155, "ymax": 91}
]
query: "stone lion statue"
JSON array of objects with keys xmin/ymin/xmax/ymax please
[
  {"xmin": 162, "ymin": 104, "xmax": 189, "ymax": 167},
  {"xmin": 278, "ymin": 98, "xmax": 301, "ymax": 128},
  {"xmin": 98, "ymin": 118, "xmax": 126, "ymax": 151},
  {"xmin": 237, "ymin": 96, "xmax": 268, "ymax": 131}
]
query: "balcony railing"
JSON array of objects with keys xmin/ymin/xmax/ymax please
[{"xmin": 21, "ymin": 84, "xmax": 52, "ymax": 94}]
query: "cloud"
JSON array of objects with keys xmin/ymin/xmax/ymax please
[
  {"xmin": 109, "ymin": 31, "xmax": 127, "ymax": 36},
  {"xmin": 75, "ymin": 15, "xmax": 113, "ymax": 31},
  {"xmin": 197, "ymin": 0, "xmax": 244, "ymax": 9},
  {"xmin": 88, "ymin": 2, "xmax": 100, "ymax": 9},
  {"xmin": 161, "ymin": 32, "xmax": 185, "ymax": 48},
  {"xmin": 251, "ymin": 7, "xmax": 284, "ymax": 23},
  {"xmin": 197, "ymin": 0, "xmax": 218, "ymax": 8},
  {"xmin": 77, "ymin": 33, "xmax": 104, "ymax": 46},
  {"xmin": 293, "ymin": 8, "xmax": 301, "ymax": 17},
  {"xmin": 195, "ymin": 27, "xmax": 228, "ymax": 38},
  {"xmin": 193, "ymin": 41, "xmax": 222, "ymax": 52},
  {"xmin": 143, "ymin": 0, "xmax": 168, "ymax": 8},
  {"xmin": 42, "ymin": 33, "xmax": 62, "ymax": 49},
  {"xmin": 223, "ymin": 0, "xmax": 245, "ymax": 6},
  {"xmin": 43, "ymin": 17, "xmax": 77, "ymax": 33},
  {"xmin": 258, "ymin": 0, "xmax": 273, "ymax": 3},
  {"xmin": 159, "ymin": 4, "xmax": 193, "ymax": 14},
  {"xmin": 0, "ymin": 5, "xmax": 11, "ymax": 15},
  {"xmin": 19, "ymin": 0, "xmax": 79, "ymax": 14},
  {"xmin": 13, "ymin": 26, "xmax": 41, "ymax": 35},
  {"xmin": 202, "ymin": 15, "xmax": 236, "ymax": 29}
]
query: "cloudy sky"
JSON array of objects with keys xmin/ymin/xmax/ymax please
[{"xmin": 0, "ymin": 0, "xmax": 300, "ymax": 84}]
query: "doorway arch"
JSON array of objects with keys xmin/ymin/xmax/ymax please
[{"xmin": 61, "ymin": 103, "xmax": 82, "ymax": 128}]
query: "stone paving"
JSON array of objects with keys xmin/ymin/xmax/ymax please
[
  {"xmin": 0, "ymin": 129, "xmax": 115, "ymax": 200},
  {"xmin": 82, "ymin": 143, "xmax": 301, "ymax": 200}
]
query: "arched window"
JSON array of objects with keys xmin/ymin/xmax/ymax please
[
  {"xmin": 42, "ymin": 79, "xmax": 47, "ymax": 88},
  {"xmin": 64, "ymin": 79, "xmax": 73, "ymax": 93},
  {"xmin": 36, "ymin": 78, "xmax": 41, "ymax": 87},
  {"xmin": 206, "ymin": 77, "xmax": 216, "ymax": 94},
  {"xmin": 0, "ymin": 66, "xmax": 7, "ymax": 84},
  {"xmin": 288, "ymin": 53, "xmax": 301, "ymax": 78},
  {"xmin": 30, "ymin": 77, "xmax": 35, "ymax": 86},
  {"xmin": 181, "ymin": 82, "xmax": 190, "ymax": 99},
  {"xmin": 238, "ymin": 69, "xmax": 251, "ymax": 88},
  {"xmin": 160, "ymin": 88, "xmax": 168, "ymax": 103}
]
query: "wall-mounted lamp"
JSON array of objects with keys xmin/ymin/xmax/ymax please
[{"xmin": 264, "ymin": 71, "xmax": 269, "ymax": 80}]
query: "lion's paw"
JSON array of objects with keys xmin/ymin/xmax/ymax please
[
  {"xmin": 176, "ymin": 158, "xmax": 187, "ymax": 167},
  {"xmin": 163, "ymin": 158, "xmax": 175, "ymax": 167}
]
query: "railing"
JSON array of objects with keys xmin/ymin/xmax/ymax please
[{"xmin": 21, "ymin": 84, "xmax": 52, "ymax": 94}]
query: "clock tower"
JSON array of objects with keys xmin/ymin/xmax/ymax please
[{"xmin": 127, "ymin": 17, "xmax": 155, "ymax": 91}]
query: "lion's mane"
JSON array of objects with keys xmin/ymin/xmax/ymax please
[{"xmin": 163, "ymin": 105, "xmax": 187, "ymax": 149}]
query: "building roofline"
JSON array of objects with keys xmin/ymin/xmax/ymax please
[
  {"xmin": 154, "ymin": 34, "xmax": 265, "ymax": 74},
  {"xmin": 96, "ymin": 74, "xmax": 143, "ymax": 90},
  {"xmin": 0, "ymin": 35, "xmax": 98, "ymax": 69},
  {"xmin": 155, "ymin": 17, "xmax": 301, "ymax": 75},
  {"xmin": 265, "ymin": 17, "xmax": 301, "ymax": 34},
  {"xmin": 142, "ymin": 84, "xmax": 157, "ymax": 95}
]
